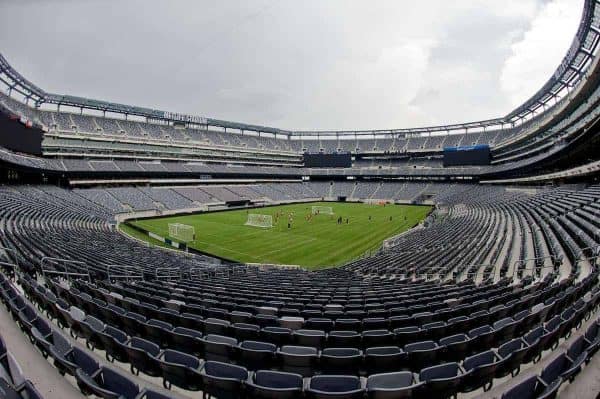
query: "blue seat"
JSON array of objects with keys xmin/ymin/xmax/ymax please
[
  {"xmin": 320, "ymin": 347, "xmax": 362, "ymax": 375},
  {"xmin": 495, "ymin": 338, "xmax": 528, "ymax": 378},
  {"xmin": 238, "ymin": 340, "xmax": 277, "ymax": 370},
  {"xmin": 462, "ymin": 350, "xmax": 500, "ymax": 392},
  {"xmin": 75, "ymin": 367, "xmax": 139, "ymax": 399},
  {"xmin": 247, "ymin": 370, "xmax": 303, "ymax": 399},
  {"xmin": 365, "ymin": 346, "xmax": 406, "ymax": 374},
  {"xmin": 202, "ymin": 334, "xmax": 238, "ymax": 362},
  {"xmin": 278, "ymin": 345, "xmax": 319, "ymax": 377},
  {"xmin": 366, "ymin": 371, "xmax": 420, "ymax": 399},
  {"xmin": 500, "ymin": 375, "xmax": 559, "ymax": 399},
  {"xmin": 439, "ymin": 333, "xmax": 471, "ymax": 362},
  {"xmin": 157, "ymin": 349, "xmax": 202, "ymax": 391},
  {"xmin": 124, "ymin": 337, "xmax": 162, "ymax": 377},
  {"xmin": 418, "ymin": 362, "xmax": 463, "ymax": 399},
  {"xmin": 200, "ymin": 360, "xmax": 248, "ymax": 399},
  {"xmin": 405, "ymin": 341, "xmax": 440, "ymax": 370},
  {"xmin": 170, "ymin": 326, "xmax": 203, "ymax": 356},
  {"xmin": 307, "ymin": 375, "xmax": 364, "ymax": 399}
]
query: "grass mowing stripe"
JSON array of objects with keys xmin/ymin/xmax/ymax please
[{"xmin": 125, "ymin": 202, "xmax": 431, "ymax": 269}]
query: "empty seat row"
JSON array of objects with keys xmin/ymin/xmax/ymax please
[
  {"xmin": 65, "ymin": 278, "xmax": 578, "ymax": 347},
  {"xmin": 0, "ymin": 271, "xmax": 176, "ymax": 399},
  {"xmin": 46, "ymin": 294, "xmax": 595, "ymax": 378},
  {"xmin": 0, "ymin": 335, "xmax": 44, "ymax": 399},
  {"xmin": 4, "ymin": 264, "xmax": 600, "ymax": 399},
  {"xmin": 502, "ymin": 318, "xmax": 600, "ymax": 398}
]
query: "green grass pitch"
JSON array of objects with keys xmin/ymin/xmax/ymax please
[{"xmin": 125, "ymin": 202, "xmax": 432, "ymax": 270}]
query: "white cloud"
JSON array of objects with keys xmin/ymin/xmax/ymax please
[
  {"xmin": 500, "ymin": 0, "xmax": 583, "ymax": 108},
  {"xmin": 0, "ymin": 0, "xmax": 586, "ymax": 130},
  {"xmin": 283, "ymin": 39, "xmax": 436, "ymax": 130}
]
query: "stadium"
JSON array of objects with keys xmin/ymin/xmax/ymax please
[{"xmin": 0, "ymin": 1, "xmax": 599, "ymax": 399}]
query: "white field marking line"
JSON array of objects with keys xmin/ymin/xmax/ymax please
[
  {"xmin": 132, "ymin": 221, "xmax": 255, "ymax": 257},
  {"xmin": 135, "ymin": 221, "xmax": 169, "ymax": 236},
  {"xmin": 149, "ymin": 217, "xmax": 296, "ymax": 249},
  {"xmin": 199, "ymin": 232, "xmax": 317, "ymax": 260},
  {"xmin": 135, "ymin": 207, "xmax": 421, "ymax": 261},
  {"xmin": 205, "ymin": 225, "xmax": 297, "ymax": 246},
  {"xmin": 194, "ymin": 225, "xmax": 317, "ymax": 261},
  {"xmin": 212, "ymin": 218, "xmax": 406, "ymax": 261},
  {"xmin": 194, "ymin": 227, "xmax": 267, "ymax": 244},
  {"xmin": 191, "ymin": 239, "xmax": 263, "ymax": 260},
  {"xmin": 139, "ymin": 218, "xmax": 266, "ymax": 244},
  {"xmin": 255, "ymin": 236, "xmax": 318, "ymax": 258},
  {"xmin": 195, "ymin": 231, "xmax": 293, "ymax": 255}
]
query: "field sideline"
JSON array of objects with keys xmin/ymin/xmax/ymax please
[{"xmin": 126, "ymin": 202, "xmax": 432, "ymax": 269}]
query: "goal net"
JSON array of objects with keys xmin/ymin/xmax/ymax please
[
  {"xmin": 311, "ymin": 205, "xmax": 334, "ymax": 215},
  {"xmin": 245, "ymin": 214, "xmax": 273, "ymax": 228},
  {"xmin": 168, "ymin": 223, "xmax": 195, "ymax": 242}
]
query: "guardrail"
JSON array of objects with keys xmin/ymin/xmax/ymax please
[
  {"xmin": 41, "ymin": 257, "xmax": 90, "ymax": 282},
  {"xmin": 155, "ymin": 267, "xmax": 182, "ymax": 281},
  {"xmin": 188, "ymin": 267, "xmax": 208, "ymax": 280},
  {"xmin": 413, "ymin": 272, "xmax": 440, "ymax": 282},
  {"xmin": 106, "ymin": 264, "xmax": 144, "ymax": 282},
  {"xmin": 246, "ymin": 262, "xmax": 302, "ymax": 270},
  {"xmin": 512, "ymin": 255, "xmax": 558, "ymax": 280},
  {"xmin": 574, "ymin": 253, "xmax": 599, "ymax": 275},
  {"xmin": 232, "ymin": 265, "xmax": 248, "ymax": 276},
  {"xmin": 0, "ymin": 246, "xmax": 19, "ymax": 274},
  {"xmin": 513, "ymin": 254, "xmax": 558, "ymax": 271},
  {"xmin": 579, "ymin": 245, "xmax": 600, "ymax": 258},
  {"xmin": 455, "ymin": 263, "xmax": 494, "ymax": 283}
]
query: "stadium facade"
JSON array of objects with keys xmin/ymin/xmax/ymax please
[
  {"xmin": 0, "ymin": 1, "xmax": 599, "ymax": 398},
  {"xmin": 0, "ymin": 0, "xmax": 599, "ymax": 184}
]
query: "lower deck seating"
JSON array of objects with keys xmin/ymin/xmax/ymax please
[
  {"xmin": 0, "ymin": 182, "xmax": 598, "ymax": 398},
  {"xmin": 1, "ymin": 269, "xmax": 599, "ymax": 398},
  {"xmin": 0, "ymin": 318, "xmax": 44, "ymax": 398}
]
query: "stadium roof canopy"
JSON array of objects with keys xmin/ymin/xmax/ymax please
[{"xmin": 1, "ymin": 0, "xmax": 599, "ymax": 138}]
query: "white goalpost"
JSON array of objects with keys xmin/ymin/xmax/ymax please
[
  {"xmin": 245, "ymin": 214, "xmax": 273, "ymax": 228},
  {"xmin": 168, "ymin": 223, "xmax": 195, "ymax": 242},
  {"xmin": 311, "ymin": 205, "xmax": 334, "ymax": 215}
]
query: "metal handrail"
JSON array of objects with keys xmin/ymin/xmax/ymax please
[
  {"xmin": 42, "ymin": 270, "xmax": 90, "ymax": 281},
  {"xmin": 155, "ymin": 267, "xmax": 182, "ymax": 281},
  {"xmin": 232, "ymin": 265, "xmax": 247, "ymax": 275},
  {"xmin": 454, "ymin": 263, "xmax": 492, "ymax": 279},
  {"xmin": 189, "ymin": 267, "xmax": 206, "ymax": 280},
  {"xmin": 461, "ymin": 263, "xmax": 494, "ymax": 283},
  {"xmin": 106, "ymin": 264, "xmax": 144, "ymax": 282},
  {"xmin": 41, "ymin": 257, "xmax": 90, "ymax": 282},
  {"xmin": 0, "ymin": 261, "xmax": 16, "ymax": 269},
  {"xmin": 512, "ymin": 254, "xmax": 558, "ymax": 274},
  {"xmin": 0, "ymin": 245, "xmax": 20, "ymax": 269},
  {"xmin": 0, "ymin": 260, "xmax": 18, "ymax": 281},
  {"xmin": 576, "ymin": 253, "xmax": 600, "ymax": 268},
  {"xmin": 578, "ymin": 245, "xmax": 600, "ymax": 258},
  {"xmin": 512, "ymin": 255, "xmax": 557, "ymax": 280}
]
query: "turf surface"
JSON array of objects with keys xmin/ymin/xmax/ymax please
[{"xmin": 126, "ymin": 202, "xmax": 431, "ymax": 269}]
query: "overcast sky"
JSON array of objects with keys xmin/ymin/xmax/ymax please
[{"xmin": 0, "ymin": 0, "xmax": 583, "ymax": 131}]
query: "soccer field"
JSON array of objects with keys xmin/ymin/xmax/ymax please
[{"xmin": 125, "ymin": 202, "xmax": 432, "ymax": 269}]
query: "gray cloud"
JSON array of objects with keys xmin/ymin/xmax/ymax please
[{"xmin": 0, "ymin": 0, "xmax": 582, "ymax": 130}]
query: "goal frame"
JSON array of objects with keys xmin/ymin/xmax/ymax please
[
  {"xmin": 244, "ymin": 213, "xmax": 273, "ymax": 228},
  {"xmin": 168, "ymin": 223, "xmax": 195, "ymax": 242},
  {"xmin": 311, "ymin": 205, "xmax": 334, "ymax": 215}
]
